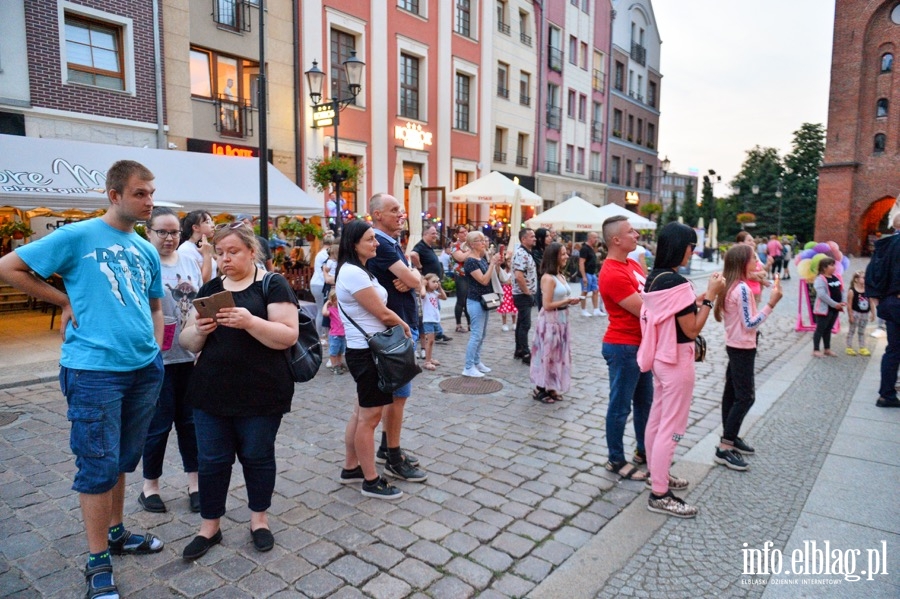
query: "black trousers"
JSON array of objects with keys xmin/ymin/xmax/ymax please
[
  {"xmin": 722, "ymin": 346, "xmax": 756, "ymax": 442},
  {"xmin": 454, "ymin": 274, "xmax": 470, "ymax": 326},
  {"xmin": 813, "ymin": 309, "xmax": 839, "ymax": 350},
  {"xmin": 513, "ymin": 294, "xmax": 534, "ymax": 355}
]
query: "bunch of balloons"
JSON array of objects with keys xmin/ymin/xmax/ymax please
[{"xmin": 794, "ymin": 241, "xmax": 850, "ymax": 282}]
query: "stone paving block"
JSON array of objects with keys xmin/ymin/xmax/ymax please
[
  {"xmin": 209, "ymin": 554, "xmax": 257, "ymax": 582},
  {"xmin": 324, "ymin": 524, "xmax": 376, "ymax": 552},
  {"xmin": 401, "ymin": 496, "xmax": 442, "ymax": 517},
  {"xmin": 429, "ymin": 507, "xmax": 470, "ymax": 530},
  {"xmin": 170, "ymin": 567, "xmax": 225, "ymax": 598},
  {"xmin": 441, "ymin": 531, "xmax": 480, "ymax": 555},
  {"xmin": 298, "ymin": 540, "xmax": 344, "ymax": 567},
  {"xmin": 469, "ymin": 545, "xmax": 514, "ymax": 573},
  {"xmin": 294, "ymin": 569, "xmax": 343, "ymax": 599},
  {"xmin": 427, "ymin": 575, "xmax": 475, "ymax": 599},
  {"xmin": 405, "ymin": 540, "xmax": 452, "ymax": 566},
  {"xmin": 361, "ymin": 572, "xmax": 412, "ymax": 599},
  {"xmin": 390, "ymin": 557, "xmax": 441, "ymax": 590},
  {"xmin": 408, "ymin": 519, "xmax": 452, "ymax": 541},
  {"xmin": 531, "ymin": 539, "xmax": 575, "ymax": 565},
  {"xmin": 490, "ymin": 532, "xmax": 535, "ymax": 558},
  {"xmin": 0, "ymin": 532, "xmax": 45, "ymax": 560},
  {"xmin": 511, "ymin": 555, "xmax": 553, "ymax": 582},
  {"xmin": 459, "ymin": 520, "xmax": 500, "ymax": 543},
  {"xmin": 372, "ymin": 525, "xmax": 418, "ymax": 550},
  {"xmin": 445, "ymin": 556, "xmax": 494, "ymax": 590},
  {"xmin": 490, "ymin": 572, "xmax": 536, "ymax": 597},
  {"xmin": 524, "ymin": 508, "xmax": 565, "ymax": 530},
  {"xmin": 325, "ymin": 554, "xmax": 378, "ymax": 586},
  {"xmin": 568, "ymin": 510, "xmax": 609, "ymax": 534},
  {"xmin": 237, "ymin": 570, "xmax": 288, "ymax": 598}
]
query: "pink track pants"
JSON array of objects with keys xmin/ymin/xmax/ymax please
[{"xmin": 645, "ymin": 343, "xmax": 695, "ymax": 495}]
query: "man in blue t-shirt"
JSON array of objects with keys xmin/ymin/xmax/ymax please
[
  {"xmin": 0, "ymin": 160, "xmax": 166, "ymax": 598},
  {"xmin": 366, "ymin": 193, "xmax": 428, "ymax": 483}
]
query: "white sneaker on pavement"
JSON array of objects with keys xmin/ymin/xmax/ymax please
[
  {"xmin": 462, "ymin": 366, "xmax": 485, "ymax": 377},
  {"xmin": 593, "ymin": 309, "xmax": 607, "ymax": 317},
  {"xmin": 475, "ymin": 362, "xmax": 492, "ymax": 373},
  {"xmin": 581, "ymin": 310, "xmax": 592, "ymax": 317},
  {"xmin": 502, "ymin": 324, "xmax": 510, "ymax": 332}
]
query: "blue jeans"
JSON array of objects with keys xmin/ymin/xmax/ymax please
[
  {"xmin": 602, "ymin": 343, "xmax": 653, "ymax": 464},
  {"xmin": 878, "ymin": 296, "xmax": 900, "ymax": 401},
  {"xmin": 61, "ymin": 352, "xmax": 164, "ymax": 494},
  {"xmin": 142, "ymin": 362, "xmax": 198, "ymax": 480},
  {"xmin": 465, "ymin": 299, "xmax": 489, "ymax": 369},
  {"xmin": 193, "ymin": 409, "xmax": 282, "ymax": 519}
]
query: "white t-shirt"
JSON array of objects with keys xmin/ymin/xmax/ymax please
[
  {"xmin": 438, "ymin": 250, "xmax": 452, "ymax": 275},
  {"xmin": 336, "ymin": 263, "xmax": 389, "ymax": 349},
  {"xmin": 310, "ymin": 248, "xmax": 328, "ymax": 287},
  {"xmin": 178, "ymin": 240, "xmax": 217, "ymax": 280},
  {"xmin": 422, "ymin": 290, "xmax": 441, "ymax": 323}
]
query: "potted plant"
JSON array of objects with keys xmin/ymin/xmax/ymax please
[
  {"xmin": 279, "ymin": 219, "xmax": 307, "ymax": 239},
  {"xmin": 308, "ymin": 156, "xmax": 363, "ymax": 193},
  {"xmin": 294, "ymin": 221, "xmax": 324, "ymax": 242},
  {"xmin": 736, "ymin": 212, "xmax": 757, "ymax": 225},
  {"xmin": 0, "ymin": 221, "xmax": 34, "ymax": 240}
]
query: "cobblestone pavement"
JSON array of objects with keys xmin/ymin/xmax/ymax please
[
  {"xmin": 594, "ymin": 345, "xmax": 870, "ymax": 599},
  {"xmin": 0, "ymin": 274, "xmax": 821, "ymax": 598}
]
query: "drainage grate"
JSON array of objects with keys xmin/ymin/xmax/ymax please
[
  {"xmin": 0, "ymin": 412, "xmax": 20, "ymax": 427},
  {"xmin": 439, "ymin": 376, "xmax": 504, "ymax": 395}
]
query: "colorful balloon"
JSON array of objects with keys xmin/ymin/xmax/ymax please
[
  {"xmin": 804, "ymin": 241, "xmax": 817, "ymax": 250},
  {"xmin": 834, "ymin": 260, "xmax": 844, "ymax": 276},
  {"xmin": 797, "ymin": 258, "xmax": 814, "ymax": 281},
  {"xmin": 842, "ymin": 256, "xmax": 850, "ymax": 270},
  {"xmin": 810, "ymin": 253, "xmax": 825, "ymax": 275},
  {"xmin": 814, "ymin": 242, "xmax": 830, "ymax": 254},
  {"xmin": 799, "ymin": 249, "xmax": 816, "ymax": 260}
]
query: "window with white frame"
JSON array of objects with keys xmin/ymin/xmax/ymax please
[
  {"xmin": 576, "ymin": 148, "xmax": 584, "ymax": 174},
  {"xmin": 519, "ymin": 71, "xmax": 530, "ymax": 106},
  {"xmin": 398, "ymin": 0, "xmax": 420, "ymax": 15},
  {"xmin": 569, "ymin": 36, "xmax": 578, "ymax": 65},
  {"xmin": 331, "ymin": 28, "xmax": 357, "ymax": 102},
  {"xmin": 455, "ymin": 0, "xmax": 472, "ymax": 37},
  {"xmin": 400, "ymin": 53, "xmax": 420, "ymax": 119},
  {"xmin": 565, "ymin": 145, "xmax": 574, "ymax": 172},
  {"xmin": 455, "ymin": 72, "xmax": 471, "ymax": 131},
  {"xmin": 497, "ymin": 62, "xmax": 509, "ymax": 98}
]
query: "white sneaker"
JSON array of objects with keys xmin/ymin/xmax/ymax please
[
  {"xmin": 581, "ymin": 310, "xmax": 592, "ymax": 317},
  {"xmin": 419, "ymin": 348, "xmax": 426, "ymax": 359},
  {"xmin": 462, "ymin": 366, "xmax": 485, "ymax": 377},
  {"xmin": 593, "ymin": 309, "xmax": 607, "ymax": 317},
  {"xmin": 475, "ymin": 362, "xmax": 492, "ymax": 373},
  {"xmin": 871, "ymin": 329, "xmax": 886, "ymax": 338},
  {"xmin": 501, "ymin": 324, "xmax": 510, "ymax": 332}
]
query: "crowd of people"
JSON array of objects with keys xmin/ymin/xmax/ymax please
[{"xmin": 0, "ymin": 160, "xmax": 896, "ymax": 598}]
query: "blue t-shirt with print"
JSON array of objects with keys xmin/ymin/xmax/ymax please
[{"xmin": 16, "ymin": 218, "xmax": 164, "ymax": 371}]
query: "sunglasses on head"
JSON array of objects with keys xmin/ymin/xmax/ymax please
[{"xmin": 215, "ymin": 221, "xmax": 247, "ymax": 231}]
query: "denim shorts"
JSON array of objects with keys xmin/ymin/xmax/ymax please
[
  {"xmin": 329, "ymin": 334, "xmax": 347, "ymax": 357},
  {"xmin": 60, "ymin": 352, "xmax": 164, "ymax": 494},
  {"xmin": 393, "ymin": 327, "xmax": 418, "ymax": 399},
  {"xmin": 422, "ymin": 322, "xmax": 440, "ymax": 335},
  {"xmin": 581, "ymin": 273, "xmax": 599, "ymax": 293}
]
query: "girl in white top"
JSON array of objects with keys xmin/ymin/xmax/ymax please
[
  {"xmin": 335, "ymin": 220, "xmax": 410, "ymax": 500},
  {"xmin": 179, "ymin": 210, "xmax": 216, "ymax": 282},
  {"xmin": 310, "ymin": 234, "xmax": 334, "ymax": 335},
  {"xmin": 420, "ymin": 273, "xmax": 448, "ymax": 371}
]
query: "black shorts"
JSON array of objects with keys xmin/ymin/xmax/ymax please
[{"xmin": 345, "ymin": 348, "xmax": 394, "ymax": 408}]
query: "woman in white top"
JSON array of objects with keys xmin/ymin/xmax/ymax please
[
  {"xmin": 310, "ymin": 234, "xmax": 335, "ymax": 334},
  {"xmin": 179, "ymin": 210, "xmax": 216, "ymax": 282},
  {"xmin": 335, "ymin": 220, "xmax": 410, "ymax": 500}
]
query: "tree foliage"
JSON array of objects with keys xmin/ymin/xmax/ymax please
[
  {"xmin": 680, "ymin": 178, "xmax": 699, "ymax": 226},
  {"xmin": 782, "ymin": 123, "xmax": 825, "ymax": 242},
  {"xmin": 663, "ymin": 192, "xmax": 679, "ymax": 224}
]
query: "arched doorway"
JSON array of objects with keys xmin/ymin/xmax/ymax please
[{"xmin": 860, "ymin": 196, "xmax": 898, "ymax": 255}]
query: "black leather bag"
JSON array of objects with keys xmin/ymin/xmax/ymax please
[
  {"xmin": 263, "ymin": 274, "xmax": 323, "ymax": 383},
  {"xmin": 340, "ymin": 306, "xmax": 422, "ymax": 393},
  {"xmin": 694, "ymin": 334, "xmax": 706, "ymax": 362}
]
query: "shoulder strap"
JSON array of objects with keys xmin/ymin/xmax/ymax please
[
  {"xmin": 338, "ymin": 302, "xmax": 372, "ymax": 340},
  {"xmin": 647, "ymin": 270, "xmax": 675, "ymax": 293}
]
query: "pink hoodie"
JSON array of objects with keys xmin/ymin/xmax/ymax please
[
  {"xmin": 722, "ymin": 282, "xmax": 772, "ymax": 349},
  {"xmin": 637, "ymin": 282, "xmax": 697, "ymax": 373}
]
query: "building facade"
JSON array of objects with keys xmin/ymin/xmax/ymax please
[
  {"xmin": 816, "ymin": 0, "xmax": 900, "ymax": 255},
  {"xmin": 605, "ymin": 0, "xmax": 662, "ymax": 210},
  {"xmin": 659, "ymin": 171, "xmax": 698, "ymax": 214},
  {"xmin": 533, "ymin": 0, "xmax": 612, "ymax": 209}
]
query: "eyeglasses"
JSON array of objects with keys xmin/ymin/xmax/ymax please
[
  {"xmin": 215, "ymin": 221, "xmax": 247, "ymax": 231},
  {"xmin": 149, "ymin": 229, "xmax": 181, "ymax": 239}
]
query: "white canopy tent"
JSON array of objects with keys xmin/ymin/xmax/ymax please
[
  {"xmin": 448, "ymin": 171, "xmax": 542, "ymax": 206},
  {"xmin": 593, "ymin": 202, "xmax": 657, "ymax": 230},
  {"xmin": 524, "ymin": 196, "xmax": 608, "ymax": 231},
  {"xmin": 0, "ymin": 134, "xmax": 320, "ymax": 216}
]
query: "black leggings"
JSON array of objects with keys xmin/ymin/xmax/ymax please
[
  {"xmin": 454, "ymin": 274, "xmax": 470, "ymax": 326},
  {"xmin": 722, "ymin": 347, "xmax": 756, "ymax": 442},
  {"xmin": 813, "ymin": 310, "xmax": 839, "ymax": 350}
]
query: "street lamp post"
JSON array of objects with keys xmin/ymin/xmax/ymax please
[
  {"xmin": 305, "ymin": 51, "xmax": 365, "ymax": 238},
  {"xmin": 775, "ymin": 181, "xmax": 783, "ymax": 236}
]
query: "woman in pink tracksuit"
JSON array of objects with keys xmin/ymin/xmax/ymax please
[
  {"xmin": 638, "ymin": 223, "xmax": 724, "ymax": 519},
  {"xmin": 712, "ymin": 244, "xmax": 782, "ymax": 471}
]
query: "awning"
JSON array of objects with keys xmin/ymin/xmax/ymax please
[{"xmin": 0, "ymin": 134, "xmax": 320, "ymax": 216}]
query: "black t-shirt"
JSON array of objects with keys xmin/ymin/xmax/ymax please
[
  {"xmin": 465, "ymin": 257, "xmax": 494, "ymax": 299},
  {"xmin": 825, "ymin": 275, "xmax": 843, "ymax": 305},
  {"xmin": 367, "ymin": 230, "xmax": 417, "ymax": 325},
  {"xmin": 532, "ymin": 246, "xmax": 545, "ymax": 276},
  {"xmin": 580, "ymin": 244, "xmax": 598, "ymax": 274},
  {"xmin": 187, "ymin": 273, "xmax": 297, "ymax": 416},
  {"xmin": 413, "ymin": 239, "xmax": 442, "ymax": 278},
  {"xmin": 646, "ymin": 268, "xmax": 697, "ymax": 344}
]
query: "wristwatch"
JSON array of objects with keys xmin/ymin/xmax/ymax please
[{"xmin": 701, "ymin": 299, "xmax": 714, "ymax": 309}]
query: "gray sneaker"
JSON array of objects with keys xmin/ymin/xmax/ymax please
[
  {"xmin": 647, "ymin": 491, "xmax": 698, "ymax": 519},
  {"xmin": 714, "ymin": 448, "xmax": 749, "ymax": 471},
  {"xmin": 384, "ymin": 459, "xmax": 428, "ymax": 482}
]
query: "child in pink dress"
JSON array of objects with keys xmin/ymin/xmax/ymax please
[{"xmin": 497, "ymin": 255, "xmax": 517, "ymax": 331}]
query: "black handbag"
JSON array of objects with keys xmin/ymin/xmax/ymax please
[
  {"xmin": 263, "ymin": 273, "xmax": 323, "ymax": 383},
  {"xmin": 340, "ymin": 305, "xmax": 422, "ymax": 393},
  {"xmin": 479, "ymin": 292, "xmax": 502, "ymax": 310}
]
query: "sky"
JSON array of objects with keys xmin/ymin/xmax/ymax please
[{"xmin": 651, "ymin": 0, "xmax": 835, "ymax": 197}]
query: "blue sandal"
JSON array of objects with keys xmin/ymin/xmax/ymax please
[
  {"xmin": 108, "ymin": 531, "xmax": 164, "ymax": 555},
  {"xmin": 84, "ymin": 562, "xmax": 118, "ymax": 599}
]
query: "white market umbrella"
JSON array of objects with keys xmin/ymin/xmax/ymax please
[
  {"xmin": 406, "ymin": 174, "xmax": 423, "ymax": 251},
  {"xmin": 393, "ymin": 160, "xmax": 404, "ymax": 202},
  {"xmin": 697, "ymin": 216, "xmax": 704, "ymax": 231},
  {"xmin": 594, "ymin": 202, "xmax": 657, "ymax": 231},
  {"xmin": 525, "ymin": 195, "xmax": 607, "ymax": 231},
  {"xmin": 709, "ymin": 218, "xmax": 718, "ymax": 248},
  {"xmin": 448, "ymin": 171, "xmax": 542, "ymax": 206},
  {"xmin": 507, "ymin": 181, "xmax": 523, "ymax": 252}
]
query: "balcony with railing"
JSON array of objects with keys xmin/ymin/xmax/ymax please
[
  {"xmin": 630, "ymin": 41, "xmax": 646, "ymax": 66},
  {"xmin": 548, "ymin": 47, "xmax": 564, "ymax": 72},
  {"xmin": 214, "ymin": 93, "xmax": 254, "ymax": 138},
  {"xmin": 213, "ymin": 0, "xmax": 252, "ymax": 32},
  {"xmin": 493, "ymin": 151, "xmax": 507, "ymax": 163},
  {"xmin": 610, "ymin": 172, "xmax": 620, "ymax": 185},
  {"xmin": 592, "ymin": 69, "xmax": 605, "ymax": 93},
  {"xmin": 519, "ymin": 93, "xmax": 531, "ymax": 106},
  {"xmin": 546, "ymin": 105, "xmax": 561, "ymax": 130},
  {"xmin": 516, "ymin": 155, "xmax": 528, "ymax": 167},
  {"xmin": 498, "ymin": 21, "xmax": 510, "ymax": 35},
  {"xmin": 497, "ymin": 85, "xmax": 509, "ymax": 99},
  {"xmin": 544, "ymin": 160, "xmax": 560, "ymax": 174},
  {"xmin": 591, "ymin": 121, "xmax": 604, "ymax": 143},
  {"xmin": 590, "ymin": 170, "xmax": 603, "ymax": 182},
  {"xmin": 520, "ymin": 32, "xmax": 532, "ymax": 46}
]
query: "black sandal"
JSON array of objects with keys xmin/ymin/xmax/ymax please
[
  {"xmin": 605, "ymin": 460, "xmax": 648, "ymax": 481},
  {"xmin": 84, "ymin": 562, "xmax": 117, "ymax": 599},
  {"xmin": 547, "ymin": 390, "xmax": 564, "ymax": 402},
  {"xmin": 108, "ymin": 531, "xmax": 164, "ymax": 555},
  {"xmin": 532, "ymin": 388, "xmax": 555, "ymax": 404}
]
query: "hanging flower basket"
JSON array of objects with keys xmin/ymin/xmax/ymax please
[{"xmin": 308, "ymin": 156, "xmax": 363, "ymax": 193}]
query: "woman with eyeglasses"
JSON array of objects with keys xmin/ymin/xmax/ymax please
[
  {"xmin": 179, "ymin": 221, "xmax": 299, "ymax": 560},
  {"xmin": 462, "ymin": 231, "xmax": 502, "ymax": 377},
  {"xmin": 137, "ymin": 207, "xmax": 202, "ymax": 515},
  {"xmin": 179, "ymin": 210, "xmax": 216, "ymax": 282}
]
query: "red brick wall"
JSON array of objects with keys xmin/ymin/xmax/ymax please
[
  {"xmin": 25, "ymin": 0, "xmax": 163, "ymax": 124},
  {"xmin": 815, "ymin": 0, "xmax": 899, "ymax": 254}
]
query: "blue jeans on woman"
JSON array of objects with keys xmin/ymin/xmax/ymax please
[
  {"xmin": 465, "ymin": 298, "xmax": 489, "ymax": 369},
  {"xmin": 193, "ymin": 409, "xmax": 282, "ymax": 519},
  {"xmin": 602, "ymin": 343, "xmax": 653, "ymax": 464},
  {"xmin": 142, "ymin": 362, "xmax": 198, "ymax": 480}
]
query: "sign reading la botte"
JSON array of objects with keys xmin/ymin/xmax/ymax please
[
  {"xmin": 395, "ymin": 122, "xmax": 433, "ymax": 151},
  {"xmin": 187, "ymin": 138, "xmax": 261, "ymax": 158}
]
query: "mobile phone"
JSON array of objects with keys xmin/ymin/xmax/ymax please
[{"xmin": 192, "ymin": 290, "xmax": 235, "ymax": 319}]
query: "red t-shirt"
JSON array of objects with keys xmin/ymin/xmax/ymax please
[{"xmin": 599, "ymin": 257, "xmax": 646, "ymax": 345}]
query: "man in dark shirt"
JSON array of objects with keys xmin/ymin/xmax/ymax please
[
  {"xmin": 366, "ymin": 193, "xmax": 428, "ymax": 481},
  {"xmin": 867, "ymin": 213, "xmax": 900, "ymax": 408},
  {"xmin": 410, "ymin": 225, "xmax": 451, "ymax": 343},
  {"xmin": 578, "ymin": 232, "xmax": 607, "ymax": 317}
]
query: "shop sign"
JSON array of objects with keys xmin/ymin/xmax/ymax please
[
  {"xmin": 395, "ymin": 122, "xmax": 433, "ymax": 150},
  {"xmin": 625, "ymin": 191, "xmax": 640, "ymax": 205},
  {"xmin": 187, "ymin": 139, "xmax": 270, "ymax": 160},
  {"xmin": 312, "ymin": 104, "xmax": 338, "ymax": 128}
]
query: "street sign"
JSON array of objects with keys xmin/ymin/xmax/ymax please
[{"xmin": 311, "ymin": 104, "xmax": 338, "ymax": 128}]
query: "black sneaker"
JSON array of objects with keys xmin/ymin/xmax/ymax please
[
  {"xmin": 520, "ymin": 353, "xmax": 531, "ymax": 365},
  {"xmin": 714, "ymin": 448, "xmax": 749, "ymax": 471},
  {"xmin": 733, "ymin": 437, "xmax": 755, "ymax": 455},
  {"xmin": 384, "ymin": 459, "xmax": 428, "ymax": 482},
  {"xmin": 876, "ymin": 396, "xmax": 900, "ymax": 408},
  {"xmin": 436, "ymin": 335, "xmax": 452, "ymax": 343},
  {"xmin": 361, "ymin": 476, "xmax": 403, "ymax": 500},
  {"xmin": 339, "ymin": 465, "xmax": 365, "ymax": 484},
  {"xmin": 375, "ymin": 447, "xmax": 420, "ymax": 466}
]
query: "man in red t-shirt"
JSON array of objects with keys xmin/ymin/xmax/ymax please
[{"xmin": 598, "ymin": 215, "xmax": 652, "ymax": 480}]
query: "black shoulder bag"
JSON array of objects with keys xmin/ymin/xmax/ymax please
[
  {"xmin": 262, "ymin": 273, "xmax": 323, "ymax": 383},
  {"xmin": 339, "ymin": 304, "xmax": 422, "ymax": 393}
]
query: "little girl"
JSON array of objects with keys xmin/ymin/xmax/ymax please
[
  {"xmin": 497, "ymin": 250, "xmax": 517, "ymax": 332},
  {"xmin": 846, "ymin": 270, "xmax": 872, "ymax": 356},
  {"xmin": 421, "ymin": 273, "xmax": 447, "ymax": 371},
  {"xmin": 325, "ymin": 290, "xmax": 346, "ymax": 374},
  {"xmin": 321, "ymin": 245, "xmax": 338, "ymax": 337},
  {"xmin": 812, "ymin": 257, "xmax": 846, "ymax": 357},
  {"xmin": 713, "ymin": 244, "xmax": 783, "ymax": 471}
]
